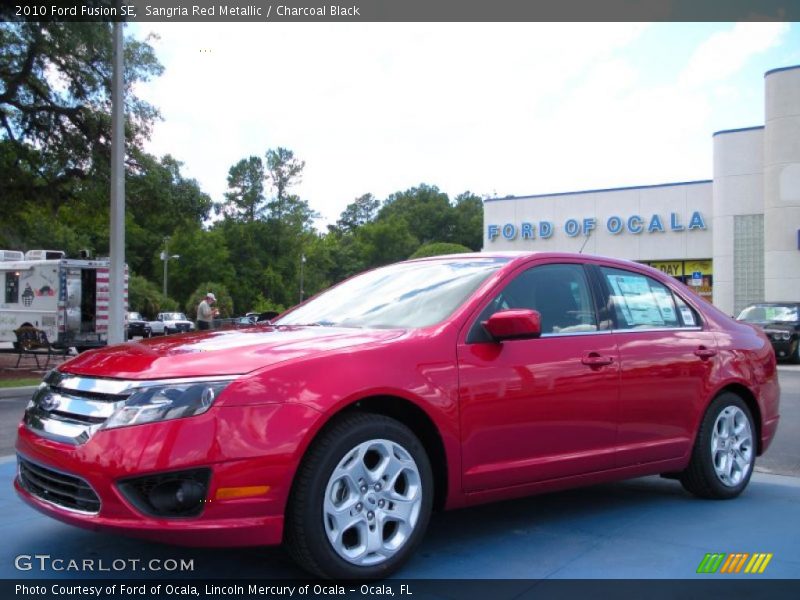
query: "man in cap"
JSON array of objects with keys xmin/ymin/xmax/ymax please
[{"xmin": 197, "ymin": 292, "xmax": 218, "ymax": 330}]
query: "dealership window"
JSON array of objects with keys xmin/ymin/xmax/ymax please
[
  {"xmin": 470, "ymin": 263, "xmax": 598, "ymax": 341},
  {"xmin": 600, "ymin": 267, "xmax": 684, "ymax": 329},
  {"xmin": 5, "ymin": 272, "xmax": 19, "ymax": 304}
]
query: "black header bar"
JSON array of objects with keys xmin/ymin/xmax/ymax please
[{"xmin": 2, "ymin": 0, "xmax": 799, "ymax": 23}]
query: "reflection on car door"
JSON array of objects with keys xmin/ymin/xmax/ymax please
[
  {"xmin": 457, "ymin": 262, "xmax": 620, "ymax": 492},
  {"xmin": 594, "ymin": 265, "xmax": 718, "ymax": 466}
]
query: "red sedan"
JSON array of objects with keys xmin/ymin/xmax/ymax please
[{"xmin": 15, "ymin": 253, "xmax": 780, "ymax": 579}]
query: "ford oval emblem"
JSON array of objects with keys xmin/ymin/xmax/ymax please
[{"xmin": 39, "ymin": 394, "xmax": 59, "ymax": 412}]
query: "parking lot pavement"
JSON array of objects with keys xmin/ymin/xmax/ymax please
[{"xmin": 0, "ymin": 457, "xmax": 798, "ymax": 580}]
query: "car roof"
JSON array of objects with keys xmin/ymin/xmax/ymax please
[{"xmin": 406, "ymin": 251, "xmax": 662, "ymax": 272}]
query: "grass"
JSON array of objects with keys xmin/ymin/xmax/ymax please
[{"xmin": 0, "ymin": 378, "xmax": 41, "ymax": 388}]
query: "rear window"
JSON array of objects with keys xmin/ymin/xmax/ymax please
[{"xmin": 600, "ymin": 267, "xmax": 696, "ymax": 329}]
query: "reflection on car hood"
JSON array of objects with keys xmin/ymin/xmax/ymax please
[{"xmin": 59, "ymin": 326, "xmax": 405, "ymax": 379}]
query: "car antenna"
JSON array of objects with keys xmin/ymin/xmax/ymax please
[{"xmin": 578, "ymin": 228, "xmax": 592, "ymax": 254}]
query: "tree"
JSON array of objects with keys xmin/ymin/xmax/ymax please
[
  {"xmin": 409, "ymin": 242, "xmax": 472, "ymax": 259},
  {"xmin": 128, "ymin": 274, "xmax": 174, "ymax": 319},
  {"xmin": 332, "ymin": 193, "xmax": 380, "ymax": 234},
  {"xmin": 185, "ymin": 282, "xmax": 234, "ymax": 320},
  {"xmin": 218, "ymin": 155, "xmax": 265, "ymax": 221},
  {"xmin": 266, "ymin": 147, "xmax": 304, "ymax": 212},
  {"xmin": 0, "ymin": 22, "xmax": 162, "ymax": 211},
  {"xmin": 452, "ymin": 191, "xmax": 484, "ymax": 250},
  {"xmin": 379, "ymin": 184, "xmax": 455, "ymax": 245}
]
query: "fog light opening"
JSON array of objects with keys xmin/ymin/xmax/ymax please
[{"xmin": 149, "ymin": 480, "xmax": 205, "ymax": 514}]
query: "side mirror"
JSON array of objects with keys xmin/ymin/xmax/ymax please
[{"xmin": 483, "ymin": 309, "xmax": 542, "ymax": 342}]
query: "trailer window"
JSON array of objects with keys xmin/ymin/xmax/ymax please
[{"xmin": 5, "ymin": 272, "xmax": 19, "ymax": 304}]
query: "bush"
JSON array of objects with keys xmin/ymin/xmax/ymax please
[
  {"xmin": 409, "ymin": 242, "xmax": 472, "ymax": 259},
  {"xmin": 128, "ymin": 274, "xmax": 177, "ymax": 319},
  {"xmin": 185, "ymin": 282, "xmax": 234, "ymax": 320}
]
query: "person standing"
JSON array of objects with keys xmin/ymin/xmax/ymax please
[{"xmin": 197, "ymin": 292, "xmax": 218, "ymax": 330}]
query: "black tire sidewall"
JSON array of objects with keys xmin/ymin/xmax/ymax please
[
  {"xmin": 696, "ymin": 394, "xmax": 756, "ymax": 498},
  {"xmin": 294, "ymin": 415, "xmax": 433, "ymax": 579}
]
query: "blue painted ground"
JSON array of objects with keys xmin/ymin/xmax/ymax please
[{"xmin": 0, "ymin": 457, "xmax": 797, "ymax": 580}]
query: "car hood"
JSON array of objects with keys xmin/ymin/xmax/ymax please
[
  {"xmin": 60, "ymin": 326, "xmax": 405, "ymax": 380},
  {"xmin": 741, "ymin": 320, "xmax": 798, "ymax": 331}
]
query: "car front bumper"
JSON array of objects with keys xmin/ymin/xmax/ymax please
[{"xmin": 14, "ymin": 402, "xmax": 322, "ymax": 547}]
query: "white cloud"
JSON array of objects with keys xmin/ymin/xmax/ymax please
[
  {"xmin": 129, "ymin": 22, "xmax": 790, "ymax": 228},
  {"xmin": 681, "ymin": 22, "xmax": 789, "ymax": 87}
]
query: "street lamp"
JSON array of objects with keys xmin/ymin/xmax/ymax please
[
  {"xmin": 161, "ymin": 236, "xmax": 180, "ymax": 297},
  {"xmin": 299, "ymin": 253, "xmax": 306, "ymax": 303}
]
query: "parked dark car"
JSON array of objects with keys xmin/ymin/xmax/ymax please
[
  {"xmin": 125, "ymin": 311, "xmax": 151, "ymax": 340},
  {"xmin": 737, "ymin": 302, "xmax": 800, "ymax": 363}
]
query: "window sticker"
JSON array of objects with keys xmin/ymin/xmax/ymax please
[
  {"xmin": 651, "ymin": 286, "xmax": 677, "ymax": 323},
  {"xmin": 680, "ymin": 307, "xmax": 696, "ymax": 326},
  {"xmin": 606, "ymin": 274, "xmax": 664, "ymax": 326}
]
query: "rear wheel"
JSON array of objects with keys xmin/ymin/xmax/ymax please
[
  {"xmin": 791, "ymin": 338, "xmax": 800, "ymax": 364},
  {"xmin": 285, "ymin": 413, "xmax": 433, "ymax": 579},
  {"xmin": 681, "ymin": 393, "xmax": 755, "ymax": 499}
]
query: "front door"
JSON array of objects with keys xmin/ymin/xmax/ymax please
[{"xmin": 458, "ymin": 262, "xmax": 620, "ymax": 492}]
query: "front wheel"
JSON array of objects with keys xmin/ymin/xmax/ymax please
[
  {"xmin": 285, "ymin": 413, "xmax": 433, "ymax": 579},
  {"xmin": 680, "ymin": 393, "xmax": 756, "ymax": 499}
]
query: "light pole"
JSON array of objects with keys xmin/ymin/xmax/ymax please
[
  {"xmin": 161, "ymin": 236, "xmax": 180, "ymax": 298},
  {"xmin": 299, "ymin": 253, "xmax": 306, "ymax": 303}
]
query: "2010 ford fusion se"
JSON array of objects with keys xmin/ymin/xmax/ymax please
[{"xmin": 15, "ymin": 252, "xmax": 780, "ymax": 579}]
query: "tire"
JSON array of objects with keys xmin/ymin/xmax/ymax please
[
  {"xmin": 791, "ymin": 338, "xmax": 800, "ymax": 364},
  {"xmin": 680, "ymin": 393, "xmax": 756, "ymax": 499},
  {"xmin": 285, "ymin": 413, "xmax": 433, "ymax": 579}
]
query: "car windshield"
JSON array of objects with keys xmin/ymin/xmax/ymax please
[
  {"xmin": 128, "ymin": 312, "xmax": 142, "ymax": 320},
  {"xmin": 163, "ymin": 313, "xmax": 187, "ymax": 321},
  {"xmin": 738, "ymin": 304, "xmax": 799, "ymax": 323},
  {"xmin": 276, "ymin": 257, "xmax": 509, "ymax": 329}
]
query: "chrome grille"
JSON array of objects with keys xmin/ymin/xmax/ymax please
[
  {"xmin": 23, "ymin": 371, "xmax": 130, "ymax": 445},
  {"xmin": 18, "ymin": 456, "xmax": 100, "ymax": 514},
  {"xmin": 23, "ymin": 372, "xmax": 239, "ymax": 445}
]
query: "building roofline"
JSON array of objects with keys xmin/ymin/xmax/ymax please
[
  {"xmin": 712, "ymin": 125, "xmax": 764, "ymax": 137},
  {"xmin": 765, "ymin": 64, "xmax": 800, "ymax": 77},
  {"xmin": 483, "ymin": 180, "xmax": 712, "ymax": 203}
]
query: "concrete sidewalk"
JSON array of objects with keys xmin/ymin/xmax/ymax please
[{"xmin": 0, "ymin": 459, "xmax": 797, "ymax": 580}]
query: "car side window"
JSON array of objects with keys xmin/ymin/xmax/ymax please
[
  {"xmin": 600, "ymin": 267, "xmax": 687, "ymax": 329},
  {"xmin": 469, "ymin": 264, "xmax": 598, "ymax": 342}
]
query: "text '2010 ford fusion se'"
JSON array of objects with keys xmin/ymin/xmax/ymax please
[{"xmin": 15, "ymin": 252, "xmax": 780, "ymax": 579}]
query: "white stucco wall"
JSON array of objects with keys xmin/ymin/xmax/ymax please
[
  {"xmin": 764, "ymin": 66, "xmax": 800, "ymax": 302},
  {"xmin": 483, "ymin": 182, "xmax": 713, "ymax": 263},
  {"xmin": 712, "ymin": 126, "xmax": 764, "ymax": 316}
]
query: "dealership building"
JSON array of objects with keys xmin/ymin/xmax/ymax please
[{"xmin": 483, "ymin": 65, "xmax": 800, "ymax": 317}]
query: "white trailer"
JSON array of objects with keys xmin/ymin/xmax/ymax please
[{"xmin": 0, "ymin": 250, "xmax": 128, "ymax": 351}]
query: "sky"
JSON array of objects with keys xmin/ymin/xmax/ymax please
[{"xmin": 130, "ymin": 22, "xmax": 800, "ymax": 228}]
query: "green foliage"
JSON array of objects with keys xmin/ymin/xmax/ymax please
[
  {"xmin": 185, "ymin": 283, "xmax": 234, "ymax": 320},
  {"xmin": 379, "ymin": 184, "xmax": 454, "ymax": 246},
  {"xmin": 250, "ymin": 294, "xmax": 286, "ymax": 315},
  {"xmin": 1, "ymin": 20, "xmax": 486, "ymax": 317},
  {"xmin": 128, "ymin": 274, "xmax": 175, "ymax": 319},
  {"xmin": 0, "ymin": 22, "xmax": 162, "ymax": 214},
  {"xmin": 409, "ymin": 242, "xmax": 472, "ymax": 259},
  {"xmin": 332, "ymin": 193, "xmax": 380, "ymax": 234},
  {"xmin": 219, "ymin": 155, "xmax": 265, "ymax": 221}
]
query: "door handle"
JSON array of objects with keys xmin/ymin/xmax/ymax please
[
  {"xmin": 694, "ymin": 346, "xmax": 717, "ymax": 360},
  {"xmin": 581, "ymin": 353, "xmax": 614, "ymax": 367}
]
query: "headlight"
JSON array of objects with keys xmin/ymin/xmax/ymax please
[
  {"xmin": 104, "ymin": 380, "xmax": 232, "ymax": 429},
  {"xmin": 782, "ymin": 331, "xmax": 791, "ymax": 341}
]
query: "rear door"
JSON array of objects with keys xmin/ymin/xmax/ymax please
[
  {"xmin": 458, "ymin": 261, "xmax": 620, "ymax": 492},
  {"xmin": 592, "ymin": 265, "xmax": 718, "ymax": 466}
]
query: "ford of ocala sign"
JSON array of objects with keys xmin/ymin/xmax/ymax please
[{"xmin": 487, "ymin": 211, "xmax": 707, "ymax": 241}]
